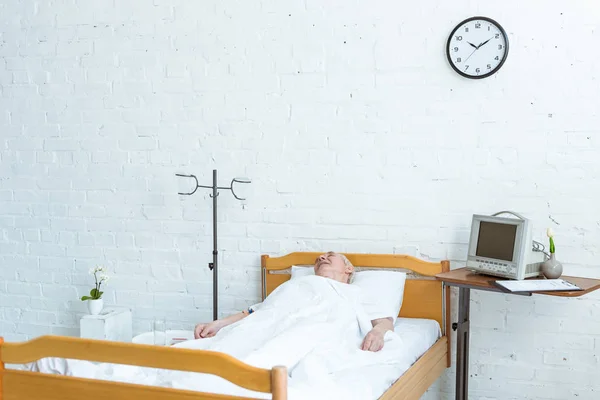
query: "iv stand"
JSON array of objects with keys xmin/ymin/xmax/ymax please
[{"xmin": 176, "ymin": 169, "xmax": 251, "ymax": 321}]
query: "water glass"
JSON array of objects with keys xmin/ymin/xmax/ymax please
[{"xmin": 153, "ymin": 318, "xmax": 166, "ymax": 346}]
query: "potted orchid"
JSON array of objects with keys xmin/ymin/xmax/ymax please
[
  {"xmin": 541, "ymin": 228, "xmax": 563, "ymax": 279},
  {"xmin": 81, "ymin": 266, "xmax": 110, "ymax": 315}
]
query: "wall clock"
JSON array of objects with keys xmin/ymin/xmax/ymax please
[{"xmin": 446, "ymin": 16, "xmax": 509, "ymax": 79}]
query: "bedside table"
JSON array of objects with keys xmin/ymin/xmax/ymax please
[{"xmin": 80, "ymin": 307, "xmax": 133, "ymax": 342}]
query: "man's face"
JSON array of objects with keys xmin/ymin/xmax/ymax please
[{"xmin": 313, "ymin": 252, "xmax": 352, "ymax": 282}]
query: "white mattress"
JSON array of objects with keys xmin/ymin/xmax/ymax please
[{"xmin": 393, "ymin": 317, "xmax": 442, "ymax": 360}]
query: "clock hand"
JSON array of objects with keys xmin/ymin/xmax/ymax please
[
  {"xmin": 464, "ymin": 48, "xmax": 478, "ymax": 63},
  {"xmin": 467, "ymin": 41, "xmax": 478, "ymax": 49},
  {"xmin": 477, "ymin": 37, "xmax": 493, "ymax": 49}
]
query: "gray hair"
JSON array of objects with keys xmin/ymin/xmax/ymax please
[
  {"xmin": 336, "ymin": 252, "xmax": 355, "ymax": 284},
  {"xmin": 318, "ymin": 251, "xmax": 355, "ymax": 284}
]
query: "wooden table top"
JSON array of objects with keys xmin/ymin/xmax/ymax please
[{"xmin": 436, "ymin": 267, "xmax": 600, "ymax": 297}]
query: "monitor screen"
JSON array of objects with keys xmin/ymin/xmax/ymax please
[{"xmin": 475, "ymin": 221, "xmax": 517, "ymax": 261}]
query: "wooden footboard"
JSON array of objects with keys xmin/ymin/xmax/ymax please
[
  {"xmin": 0, "ymin": 335, "xmax": 287, "ymax": 400},
  {"xmin": 378, "ymin": 337, "xmax": 448, "ymax": 400}
]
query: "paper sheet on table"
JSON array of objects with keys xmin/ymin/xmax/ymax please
[{"xmin": 495, "ymin": 279, "xmax": 582, "ymax": 292}]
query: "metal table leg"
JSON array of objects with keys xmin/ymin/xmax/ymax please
[{"xmin": 455, "ymin": 287, "xmax": 471, "ymax": 400}]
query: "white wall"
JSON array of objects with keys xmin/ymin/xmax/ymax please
[{"xmin": 1, "ymin": 0, "xmax": 599, "ymax": 398}]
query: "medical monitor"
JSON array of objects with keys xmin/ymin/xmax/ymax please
[{"xmin": 466, "ymin": 212, "xmax": 545, "ymax": 280}]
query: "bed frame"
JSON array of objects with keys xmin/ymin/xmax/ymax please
[
  {"xmin": 0, "ymin": 251, "xmax": 450, "ymax": 400},
  {"xmin": 261, "ymin": 252, "xmax": 451, "ymax": 400},
  {"xmin": 0, "ymin": 336, "xmax": 287, "ymax": 400}
]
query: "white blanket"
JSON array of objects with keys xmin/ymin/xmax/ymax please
[{"xmin": 30, "ymin": 276, "xmax": 421, "ymax": 399}]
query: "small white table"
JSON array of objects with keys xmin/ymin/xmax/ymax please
[{"xmin": 80, "ymin": 307, "xmax": 133, "ymax": 342}]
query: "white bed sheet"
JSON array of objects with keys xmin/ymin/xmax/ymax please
[
  {"xmin": 319, "ymin": 317, "xmax": 441, "ymax": 399},
  {"xmin": 26, "ymin": 277, "xmax": 442, "ymax": 400},
  {"xmin": 393, "ymin": 317, "xmax": 441, "ymax": 360}
]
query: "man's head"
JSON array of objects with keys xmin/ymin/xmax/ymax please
[{"xmin": 313, "ymin": 252, "xmax": 354, "ymax": 284}]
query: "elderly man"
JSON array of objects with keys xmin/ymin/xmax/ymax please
[{"xmin": 194, "ymin": 251, "xmax": 394, "ymax": 352}]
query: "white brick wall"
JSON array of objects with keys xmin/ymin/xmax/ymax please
[{"xmin": 1, "ymin": 0, "xmax": 599, "ymax": 398}]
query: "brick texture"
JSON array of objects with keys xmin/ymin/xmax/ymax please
[{"xmin": 1, "ymin": 1, "xmax": 599, "ymax": 399}]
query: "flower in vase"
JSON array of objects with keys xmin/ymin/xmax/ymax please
[
  {"xmin": 546, "ymin": 228, "xmax": 555, "ymax": 254},
  {"xmin": 81, "ymin": 266, "xmax": 110, "ymax": 301}
]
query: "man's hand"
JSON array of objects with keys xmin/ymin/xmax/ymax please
[
  {"xmin": 361, "ymin": 317, "xmax": 393, "ymax": 352},
  {"xmin": 193, "ymin": 310, "xmax": 250, "ymax": 339},
  {"xmin": 361, "ymin": 328, "xmax": 385, "ymax": 352},
  {"xmin": 194, "ymin": 321, "xmax": 222, "ymax": 339}
]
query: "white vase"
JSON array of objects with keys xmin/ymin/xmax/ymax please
[
  {"xmin": 87, "ymin": 299, "xmax": 104, "ymax": 315},
  {"xmin": 541, "ymin": 253, "xmax": 563, "ymax": 279}
]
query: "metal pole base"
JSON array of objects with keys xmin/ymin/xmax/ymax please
[{"xmin": 455, "ymin": 287, "xmax": 471, "ymax": 400}]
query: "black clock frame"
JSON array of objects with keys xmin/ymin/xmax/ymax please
[{"xmin": 446, "ymin": 16, "xmax": 509, "ymax": 80}]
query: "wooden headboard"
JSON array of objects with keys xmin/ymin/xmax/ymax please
[{"xmin": 261, "ymin": 252, "xmax": 451, "ymax": 337}]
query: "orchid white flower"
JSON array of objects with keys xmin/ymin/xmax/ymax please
[
  {"xmin": 89, "ymin": 266, "xmax": 106, "ymax": 274},
  {"xmin": 81, "ymin": 266, "xmax": 110, "ymax": 302},
  {"xmin": 546, "ymin": 228, "xmax": 555, "ymax": 238}
]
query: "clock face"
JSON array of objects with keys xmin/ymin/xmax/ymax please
[{"xmin": 446, "ymin": 16, "xmax": 509, "ymax": 79}]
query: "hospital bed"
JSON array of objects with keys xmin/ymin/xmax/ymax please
[{"xmin": 0, "ymin": 251, "xmax": 451, "ymax": 400}]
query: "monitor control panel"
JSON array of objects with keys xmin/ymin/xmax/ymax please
[
  {"xmin": 468, "ymin": 258, "xmax": 517, "ymax": 277},
  {"xmin": 478, "ymin": 259, "xmax": 515, "ymax": 274}
]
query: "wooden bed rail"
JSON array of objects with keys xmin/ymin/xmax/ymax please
[
  {"xmin": 0, "ymin": 337, "xmax": 4, "ymax": 400},
  {"xmin": 0, "ymin": 335, "xmax": 287, "ymax": 399}
]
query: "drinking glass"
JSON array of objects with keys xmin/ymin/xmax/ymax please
[{"xmin": 153, "ymin": 317, "xmax": 166, "ymax": 346}]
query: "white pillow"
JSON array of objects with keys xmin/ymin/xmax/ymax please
[
  {"xmin": 291, "ymin": 265, "xmax": 406, "ymax": 323},
  {"xmin": 291, "ymin": 265, "xmax": 315, "ymax": 279},
  {"xmin": 351, "ymin": 270, "xmax": 406, "ymax": 323}
]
